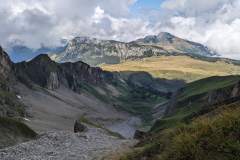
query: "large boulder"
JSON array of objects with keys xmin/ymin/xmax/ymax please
[
  {"xmin": 134, "ymin": 130, "xmax": 147, "ymax": 139},
  {"xmin": 74, "ymin": 121, "xmax": 87, "ymax": 133}
]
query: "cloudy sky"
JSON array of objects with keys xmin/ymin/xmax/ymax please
[{"xmin": 1, "ymin": 0, "xmax": 240, "ymax": 59}]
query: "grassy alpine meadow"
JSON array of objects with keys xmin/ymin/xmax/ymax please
[
  {"xmin": 101, "ymin": 56, "xmax": 240, "ymax": 82},
  {"xmin": 120, "ymin": 102, "xmax": 240, "ymax": 160}
]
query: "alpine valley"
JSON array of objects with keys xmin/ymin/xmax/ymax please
[{"xmin": 0, "ymin": 32, "xmax": 240, "ymax": 160}]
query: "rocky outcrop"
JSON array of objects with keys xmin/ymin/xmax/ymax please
[
  {"xmin": 59, "ymin": 61, "xmax": 106, "ymax": 89},
  {"xmin": 14, "ymin": 54, "xmax": 113, "ymax": 91},
  {"xmin": 74, "ymin": 121, "xmax": 87, "ymax": 133},
  {"xmin": 206, "ymin": 81, "xmax": 240, "ymax": 105},
  {"xmin": 133, "ymin": 130, "xmax": 147, "ymax": 140},
  {"xmin": 50, "ymin": 32, "xmax": 216, "ymax": 66},
  {"xmin": 0, "ymin": 46, "xmax": 26, "ymax": 117},
  {"xmin": 47, "ymin": 72, "xmax": 60, "ymax": 90},
  {"xmin": 163, "ymin": 76, "xmax": 240, "ymax": 118},
  {"xmin": 0, "ymin": 47, "xmax": 12, "ymax": 80}
]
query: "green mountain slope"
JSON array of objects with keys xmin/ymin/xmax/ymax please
[
  {"xmin": 121, "ymin": 101, "xmax": 240, "ymax": 160},
  {"xmin": 120, "ymin": 75, "xmax": 240, "ymax": 160},
  {"xmin": 153, "ymin": 75, "xmax": 240, "ymax": 132}
]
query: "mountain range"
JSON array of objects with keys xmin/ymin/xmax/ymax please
[
  {"xmin": 0, "ymin": 32, "xmax": 240, "ymax": 160},
  {"xmin": 6, "ymin": 32, "xmax": 217, "ymax": 66},
  {"xmin": 6, "ymin": 44, "xmax": 66, "ymax": 62},
  {"xmin": 50, "ymin": 32, "xmax": 217, "ymax": 66},
  {"xmin": 0, "ymin": 45, "xmax": 181, "ymax": 148}
]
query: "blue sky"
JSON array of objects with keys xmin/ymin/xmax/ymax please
[{"xmin": 131, "ymin": 0, "xmax": 164, "ymax": 13}]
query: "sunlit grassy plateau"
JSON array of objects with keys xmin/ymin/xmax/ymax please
[{"xmin": 101, "ymin": 55, "xmax": 240, "ymax": 82}]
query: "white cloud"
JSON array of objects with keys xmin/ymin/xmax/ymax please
[
  {"xmin": 92, "ymin": 6, "xmax": 105, "ymax": 23},
  {"xmin": 1, "ymin": 0, "xmax": 240, "ymax": 59},
  {"xmin": 159, "ymin": 0, "xmax": 240, "ymax": 59},
  {"xmin": 161, "ymin": 0, "xmax": 186, "ymax": 10},
  {"xmin": 206, "ymin": 19, "xmax": 240, "ymax": 59},
  {"xmin": 161, "ymin": 0, "xmax": 232, "ymax": 15},
  {"xmin": 0, "ymin": 0, "xmax": 144, "ymax": 48},
  {"xmin": 170, "ymin": 17, "xmax": 196, "ymax": 28}
]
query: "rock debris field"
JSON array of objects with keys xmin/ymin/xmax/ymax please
[{"xmin": 0, "ymin": 127, "xmax": 135, "ymax": 160}]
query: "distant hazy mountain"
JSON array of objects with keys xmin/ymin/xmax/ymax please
[
  {"xmin": 50, "ymin": 32, "xmax": 217, "ymax": 66},
  {"xmin": 6, "ymin": 42, "xmax": 66, "ymax": 62}
]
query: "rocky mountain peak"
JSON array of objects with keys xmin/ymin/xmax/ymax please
[
  {"xmin": 158, "ymin": 32, "xmax": 174, "ymax": 38},
  {"xmin": 72, "ymin": 36, "xmax": 98, "ymax": 44},
  {"xmin": 74, "ymin": 36, "xmax": 90, "ymax": 40},
  {"xmin": 135, "ymin": 32, "xmax": 175, "ymax": 44},
  {"xmin": 15, "ymin": 52, "xmax": 110, "ymax": 91},
  {"xmin": 30, "ymin": 54, "xmax": 54, "ymax": 64},
  {"xmin": 157, "ymin": 32, "xmax": 175, "ymax": 42}
]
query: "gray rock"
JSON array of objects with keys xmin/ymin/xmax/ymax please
[
  {"xmin": 0, "ymin": 127, "xmax": 136, "ymax": 160},
  {"xmin": 74, "ymin": 121, "xmax": 87, "ymax": 133},
  {"xmin": 47, "ymin": 72, "xmax": 60, "ymax": 90},
  {"xmin": 134, "ymin": 130, "xmax": 146, "ymax": 140}
]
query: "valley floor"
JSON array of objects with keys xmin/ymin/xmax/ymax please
[{"xmin": 0, "ymin": 126, "xmax": 136, "ymax": 160}]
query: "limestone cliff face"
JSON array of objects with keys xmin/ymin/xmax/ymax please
[
  {"xmin": 0, "ymin": 47, "xmax": 12, "ymax": 80},
  {"xmin": 47, "ymin": 72, "xmax": 60, "ymax": 90},
  {"xmin": 14, "ymin": 54, "xmax": 112, "ymax": 91},
  {"xmin": 14, "ymin": 54, "xmax": 59, "ymax": 89},
  {"xmin": 50, "ymin": 37, "xmax": 167, "ymax": 66},
  {"xmin": 58, "ymin": 61, "xmax": 107, "ymax": 91}
]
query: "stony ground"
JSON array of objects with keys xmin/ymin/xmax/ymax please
[{"xmin": 0, "ymin": 127, "xmax": 136, "ymax": 160}]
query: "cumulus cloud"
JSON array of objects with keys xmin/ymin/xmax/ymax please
[
  {"xmin": 159, "ymin": 0, "xmax": 240, "ymax": 59},
  {"xmin": 1, "ymin": 0, "xmax": 240, "ymax": 59},
  {"xmin": 0, "ymin": 0, "xmax": 148, "ymax": 48}
]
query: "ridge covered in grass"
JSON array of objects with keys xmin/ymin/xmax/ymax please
[
  {"xmin": 121, "ymin": 102, "xmax": 240, "ymax": 160},
  {"xmin": 151, "ymin": 75, "xmax": 240, "ymax": 132},
  {"xmin": 119, "ymin": 75, "xmax": 240, "ymax": 160},
  {"xmin": 178, "ymin": 75, "xmax": 240, "ymax": 100}
]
